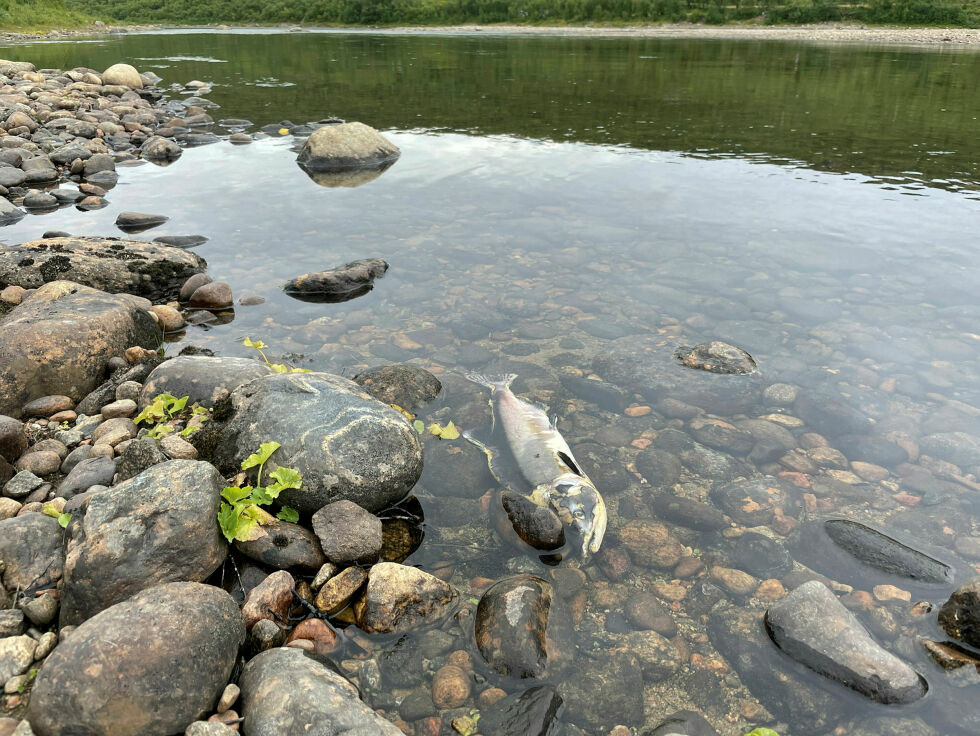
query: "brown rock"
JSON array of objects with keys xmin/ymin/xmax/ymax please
[
  {"xmin": 179, "ymin": 273, "xmax": 212, "ymax": 302},
  {"xmin": 314, "ymin": 566, "xmax": 368, "ymax": 614},
  {"xmin": 354, "ymin": 562, "xmax": 457, "ymax": 634},
  {"xmin": 242, "ymin": 570, "xmax": 295, "ymax": 630},
  {"xmin": 674, "ymin": 555, "xmax": 705, "ymax": 578},
  {"xmin": 14, "ymin": 450, "xmax": 61, "ymax": 476},
  {"xmin": 22, "ymin": 395, "xmax": 73, "ymax": 417},
  {"xmin": 478, "ymin": 687, "xmax": 507, "ymax": 707},
  {"xmin": 216, "ymin": 683, "xmax": 240, "ymax": 714},
  {"xmin": 0, "ymin": 415, "xmax": 27, "ymax": 462},
  {"xmin": 431, "ymin": 664, "xmax": 470, "ymax": 708},
  {"xmin": 619, "ymin": 520, "xmax": 685, "ymax": 569},
  {"xmin": 150, "ymin": 304, "xmax": 185, "ymax": 332},
  {"xmin": 285, "ymin": 618, "xmax": 338, "ymax": 653},
  {"xmin": 187, "ymin": 282, "xmax": 233, "ymax": 310},
  {"xmin": 710, "ymin": 566, "xmax": 759, "ymax": 596}
]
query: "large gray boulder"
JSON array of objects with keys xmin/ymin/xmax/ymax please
[
  {"xmin": 60, "ymin": 460, "xmax": 227, "ymax": 626},
  {"xmin": 28, "ymin": 582, "xmax": 243, "ymax": 736},
  {"xmin": 102, "ymin": 63, "xmax": 143, "ymax": 89},
  {"xmin": 0, "ymin": 197, "xmax": 24, "ymax": 226},
  {"xmin": 0, "ymin": 513, "xmax": 64, "ymax": 594},
  {"xmin": 0, "ymin": 237, "xmax": 206, "ymax": 301},
  {"xmin": 239, "ymin": 647, "xmax": 402, "ymax": 736},
  {"xmin": 209, "ymin": 372, "xmax": 422, "ymax": 514},
  {"xmin": 139, "ymin": 356, "xmax": 274, "ymax": 408},
  {"xmin": 0, "ymin": 281, "xmax": 160, "ymax": 418},
  {"xmin": 296, "ymin": 122, "xmax": 399, "ymax": 172},
  {"xmin": 765, "ymin": 580, "xmax": 927, "ymax": 704}
]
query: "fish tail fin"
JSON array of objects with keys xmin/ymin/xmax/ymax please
[{"xmin": 465, "ymin": 373, "xmax": 517, "ymax": 392}]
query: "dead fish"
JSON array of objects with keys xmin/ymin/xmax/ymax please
[{"xmin": 464, "ymin": 373, "xmax": 607, "ymax": 558}]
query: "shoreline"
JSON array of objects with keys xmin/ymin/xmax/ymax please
[{"xmin": 1, "ymin": 21, "xmax": 980, "ymax": 47}]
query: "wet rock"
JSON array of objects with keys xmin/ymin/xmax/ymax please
[
  {"xmin": 141, "ymin": 135, "xmax": 182, "ymax": 161},
  {"xmin": 102, "ymin": 63, "xmax": 143, "ymax": 88},
  {"xmin": 710, "ymin": 565, "xmax": 759, "ymax": 595},
  {"xmin": 180, "ymin": 273, "xmax": 212, "ymax": 302},
  {"xmin": 619, "ymin": 520, "xmax": 685, "ymax": 569},
  {"xmin": 354, "ymin": 562, "xmax": 457, "ymax": 633},
  {"xmin": 710, "ymin": 476, "xmax": 800, "ymax": 526},
  {"xmin": 241, "ymin": 570, "xmax": 294, "ymax": 630},
  {"xmin": 60, "ymin": 459, "xmax": 227, "ymax": 626},
  {"xmin": 920, "ymin": 431, "xmax": 980, "ymax": 468},
  {"xmin": 0, "ymin": 237, "xmax": 205, "ymax": 301},
  {"xmin": 477, "ymin": 685, "xmax": 563, "ymax": 736},
  {"xmin": 27, "ymin": 582, "xmax": 243, "ymax": 736},
  {"xmin": 675, "ymin": 341, "xmax": 757, "ymax": 374},
  {"xmin": 620, "ymin": 630, "xmax": 680, "ymax": 681},
  {"xmin": 431, "ymin": 664, "xmax": 471, "ymax": 708},
  {"xmin": 475, "ymin": 574, "xmax": 569, "ymax": 679},
  {"xmin": 314, "ymin": 566, "xmax": 368, "ymax": 614},
  {"xmin": 643, "ymin": 710, "xmax": 721, "ymax": 736},
  {"xmin": 765, "ymin": 580, "xmax": 927, "ymax": 703},
  {"xmin": 625, "ymin": 592, "xmax": 677, "ymax": 637},
  {"xmin": 0, "ymin": 416, "xmax": 26, "ymax": 462},
  {"xmin": 115, "ymin": 437, "xmax": 168, "ymax": 481},
  {"xmin": 14, "ymin": 451, "xmax": 60, "ymax": 477},
  {"xmin": 209, "ymin": 372, "xmax": 422, "ymax": 514},
  {"xmin": 731, "ymin": 531, "xmax": 793, "ymax": 579},
  {"xmin": 154, "ymin": 235, "xmax": 209, "ymax": 248},
  {"xmin": 0, "ymin": 198, "xmax": 24, "ymax": 225},
  {"xmin": 793, "ymin": 519, "xmax": 953, "ymax": 587},
  {"xmin": 0, "ymin": 513, "xmax": 64, "ymax": 593},
  {"xmin": 938, "ymin": 579, "xmax": 980, "ymax": 648},
  {"xmin": 558, "ymin": 650, "xmax": 643, "ymax": 732},
  {"xmin": 651, "ymin": 492, "xmax": 727, "ymax": 531},
  {"xmin": 115, "ymin": 211, "xmax": 169, "ymax": 233},
  {"xmin": 24, "ymin": 191, "xmax": 57, "ymax": 210},
  {"xmin": 82, "ymin": 154, "xmax": 115, "ymax": 177},
  {"xmin": 653, "ymin": 429, "xmax": 748, "ymax": 482},
  {"xmin": 311, "ymin": 500, "xmax": 383, "ymax": 566},
  {"xmin": 595, "ymin": 335, "xmax": 763, "ymax": 414},
  {"xmin": 296, "ymin": 122, "xmax": 399, "ymax": 172},
  {"xmin": 708, "ymin": 605, "xmax": 841, "ymax": 731},
  {"xmin": 55, "ymin": 455, "xmax": 116, "ymax": 498},
  {"xmin": 187, "ymin": 281, "xmax": 233, "ymax": 310},
  {"xmin": 239, "ymin": 647, "xmax": 402, "ymax": 735},
  {"xmin": 0, "ymin": 282, "xmax": 159, "ymax": 417},
  {"xmin": 284, "ymin": 258, "xmax": 388, "ymax": 303},
  {"xmin": 353, "ymin": 363, "xmax": 441, "ymax": 411},
  {"xmin": 140, "ymin": 356, "xmax": 273, "ymax": 410},
  {"xmin": 4, "ymin": 471, "xmax": 42, "ymax": 499},
  {"xmin": 495, "ymin": 490, "xmax": 565, "ymax": 552},
  {"xmin": 234, "ymin": 515, "xmax": 325, "ymax": 570},
  {"xmin": 795, "ymin": 390, "xmax": 873, "ymax": 437}
]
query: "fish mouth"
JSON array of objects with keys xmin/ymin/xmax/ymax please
[{"xmin": 551, "ymin": 477, "xmax": 607, "ymax": 559}]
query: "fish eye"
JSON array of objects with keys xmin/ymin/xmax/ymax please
[{"xmin": 573, "ymin": 509, "xmax": 585, "ymax": 519}]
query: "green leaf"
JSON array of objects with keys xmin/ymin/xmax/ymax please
[
  {"xmin": 243, "ymin": 337, "xmax": 267, "ymax": 349},
  {"xmin": 241, "ymin": 441, "xmax": 281, "ymax": 471},
  {"xmin": 277, "ymin": 506, "xmax": 299, "ymax": 522},
  {"xmin": 221, "ymin": 485, "xmax": 253, "ymax": 504},
  {"xmin": 42, "ymin": 504, "xmax": 60, "ymax": 519},
  {"xmin": 413, "ymin": 419, "xmax": 425, "ymax": 434},
  {"xmin": 58, "ymin": 512, "xmax": 72, "ymax": 529},
  {"xmin": 269, "ymin": 466, "xmax": 302, "ymax": 490},
  {"xmin": 232, "ymin": 512, "xmax": 259, "ymax": 542},
  {"xmin": 290, "ymin": 367, "xmax": 313, "ymax": 373},
  {"xmin": 251, "ymin": 485, "xmax": 276, "ymax": 505},
  {"xmin": 168, "ymin": 395, "xmax": 188, "ymax": 416},
  {"xmin": 743, "ymin": 730, "xmax": 780, "ymax": 736},
  {"xmin": 217, "ymin": 502, "xmax": 242, "ymax": 542},
  {"xmin": 427, "ymin": 421, "xmax": 460, "ymax": 440},
  {"xmin": 180, "ymin": 425, "xmax": 199, "ymax": 437},
  {"xmin": 270, "ymin": 363, "xmax": 289, "ymax": 374}
]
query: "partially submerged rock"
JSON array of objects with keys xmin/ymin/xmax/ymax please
[
  {"xmin": 765, "ymin": 580, "xmax": 927, "ymax": 704},
  {"xmin": 284, "ymin": 258, "xmax": 388, "ymax": 303},
  {"xmin": 102, "ymin": 62, "xmax": 143, "ymax": 89},
  {"xmin": 354, "ymin": 562, "xmax": 457, "ymax": 633},
  {"xmin": 209, "ymin": 372, "xmax": 422, "ymax": 514},
  {"xmin": 239, "ymin": 647, "xmax": 402, "ymax": 735},
  {"xmin": 0, "ymin": 237, "xmax": 206, "ymax": 301},
  {"xmin": 0, "ymin": 281, "xmax": 160, "ymax": 417},
  {"xmin": 675, "ymin": 341, "xmax": 757, "ymax": 374},
  {"xmin": 28, "ymin": 582, "xmax": 243, "ymax": 736},
  {"xmin": 296, "ymin": 121, "xmax": 399, "ymax": 172},
  {"xmin": 353, "ymin": 363, "xmax": 441, "ymax": 411},
  {"xmin": 139, "ymin": 356, "xmax": 274, "ymax": 408},
  {"xmin": 939, "ymin": 579, "xmax": 980, "ymax": 649}
]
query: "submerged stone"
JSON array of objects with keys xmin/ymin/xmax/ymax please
[
  {"xmin": 283, "ymin": 258, "xmax": 388, "ymax": 303},
  {"xmin": 938, "ymin": 579, "xmax": 980, "ymax": 649},
  {"xmin": 477, "ymin": 685, "xmax": 563, "ymax": 736},
  {"xmin": 674, "ymin": 341, "xmax": 757, "ymax": 375},
  {"xmin": 765, "ymin": 580, "xmax": 927, "ymax": 704}
]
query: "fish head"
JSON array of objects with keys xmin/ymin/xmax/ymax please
[{"xmin": 549, "ymin": 473, "xmax": 607, "ymax": 558}]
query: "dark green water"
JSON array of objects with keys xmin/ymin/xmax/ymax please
[{"xmin": 2, "ymin": 29, "xmax": 980, "ymax": 736}]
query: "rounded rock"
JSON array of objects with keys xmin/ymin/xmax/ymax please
[{"xmin": 102, "ymin": 63, "xmax": 143, "ymax": 89}]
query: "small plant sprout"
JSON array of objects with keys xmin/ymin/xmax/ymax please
[
  {"xmin": 135, "ymin": 393, "xmax": 211, "ymax": 439},
  {"xmin": 743, "ymin": 729, "xmax": 781, "ymax": 736},
  {"xmin": 217, "ymin": 441, "xmax": 303, "ymax": 542},
  {"xmin": 242, "ymin": 336, "xmax": 312, "ymax": 374}
]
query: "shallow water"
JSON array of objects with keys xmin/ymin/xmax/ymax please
[{"xmin": 3, "ymin": 29, "xmax": 980, "ymax": 736}]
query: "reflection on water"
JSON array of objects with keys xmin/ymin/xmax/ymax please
[{"xmin": 2, "ymin": 29, "xmax": 980, "ymax": 736}]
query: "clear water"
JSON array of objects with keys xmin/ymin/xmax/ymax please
[{"xmin": 3, "ymin": 29, "xmax": 980, "ymax": 736}]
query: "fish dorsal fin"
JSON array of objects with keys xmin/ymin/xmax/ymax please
[{"xmin": 556, "ymin": 450, "xmax": 583, "ymax": 477}]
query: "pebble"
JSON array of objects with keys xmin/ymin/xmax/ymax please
[
  {"xmin": 0, "ymin": 498, "xmax": 20, "ymax": 520},
  {"xmin": 160, "ymin": 434, "xmax": 198, "ymax": 460},
  {"xmin": 314, "ymin": 566, "xmax": 368, "ymax": 614},
  {"xmin": 4, "ymin": 471, "xmax": 43, "ymax": 499},
  {"xmin": 215, "ymin": 684, "xmax": 240, "ymax": 714},
  {"xmin": 478, "ymin": 687, "xmax": 507, "ymax": 707},
  {"xmin": 150, "ymin": 305, "xmax": 185, "ymax": 332},
  {"xmin": 873, "ymin": 584, "xmax": 911, "ymax": 602},
  {"xmin": 22, "ymin": 395, "xmax": 73, "ymax": 418},
  {"xmin": 431, "ymin": 664, "xmax": 470, "ymax": 708},
  {"xmin": 100, "ymin": 399, "xmax": 137, "ymax": 419},
  {"xmin": 14, "ymin": 451, "xmax": 61, "ymax": 476},
  {"xmin": 709, "ymin": 566, "xmax": 760, "ymax": 596},
  {"xmin": 187, "ymin": 282, "xmax": 233, "ymax": 310},
  {"xmin": 241, "ymin": 570, "xmax": 295, "ymax": 629},
  {"xmin": 755, "ymin": 579, "xmax": 786, "ymax": 601}
]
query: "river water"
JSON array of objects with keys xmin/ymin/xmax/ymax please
[{"xmin": 2, "ymin": 29, "xmax": 979, "ymax": 736}]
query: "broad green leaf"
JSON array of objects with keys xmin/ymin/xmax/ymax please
[
  {"xmin": 58, "ymin": 512, "xmax": 72, "ymax": 528},
  {"xmin": 147, "ymin": 423, "xmax": 174, "ymax": 438},
  {"xmin": 168, "ymin": 395, "xmax": 188, "ymax": 416},
  {"xmin": 221, "ymin": 486, "xmax": 253, "ymax": 504},
  {"xmin": 217, "ymin": 502, "xmax": 242, "ymax": 542},
  {"xmin": 42, "ymin": 503, "xmax": 61, "ymax": 519},
  {"xmin": 243, "ymin": 337, "xmax": 267, "ymax": 349},
  {"xmin": 191, "ymin": 404, "xmax": 210, "ymax": 417},
  {"xmin": 232, "ymin": 513, "xmax": 259, "ymax": 542},
  {"xmin": 241, "ymin": 441, "xmax": 281, "ymax": 471},
  {"xmin": 269, "ymin": 466, "xmax": 302, "ymax": 490},
  {"xmin": 180, "ymin": 425, "xmax": 199, "ymax": 437},
  {"xmin": 251, "ymin": 486, "xmax": 276, "ymax": 505},
  {"xmin": 413, "ymin": 419, "xmax": 425, "ymax": 434},
  {"xmin": 277, "ymin": 506, "xmax": 299, "ymax": 523}
]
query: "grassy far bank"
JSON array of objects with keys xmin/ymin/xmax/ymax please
[
  {"xmin": 66, "ymin": 0, "xmax": 980, "ymax": 27},
  {"xmin": 0, "ymin": 0, "xmax": 89, "ymax": 30}
]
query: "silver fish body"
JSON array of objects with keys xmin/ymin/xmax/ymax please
[{"xmin": 464, "ymin": 373, "xmax": 607, "ymax": 558}]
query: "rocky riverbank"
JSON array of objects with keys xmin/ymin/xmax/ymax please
[{"xmin": 1, "ymin": 54, "xmax": 980, "ymax": 736}]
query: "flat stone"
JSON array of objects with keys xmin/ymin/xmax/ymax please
[
  {"xmin": 477, "ymin": 685, "xmax": 563, "ymax": 736},
  {"xmin": 0, "ymin": 635, "xmax": 37, "ymax": 682},
  {"xmin": 675, "ymin": 341, "xmax": 757, "ymax": 374},
  {"xmin": 765, "ymin": 580, "xmax": 926, "ymax": 704},
  {"xmin": 115, "ymin": 211, "xmax": 169, "ymax": 232},
  {"xmin": 234, "ymin": 517, "xmax": 325, "ymax": 571},
  {"xmin": 4, "ymin": 471, "xmax": 42, "ymax": 499},
  {"xmin": 314, "ymin": 566, "xmax": 368, "ymax": 614},
  {"xmin": 353, "ymin": 363, "xmax": 441, "ymax": 411},
  {"xmin": 311, "ymin": 500, "xmax": 382, "ymax": 566},
  {"xmin": 284, "ymin": 258, "xmax": 388, "ymax": 304}
]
